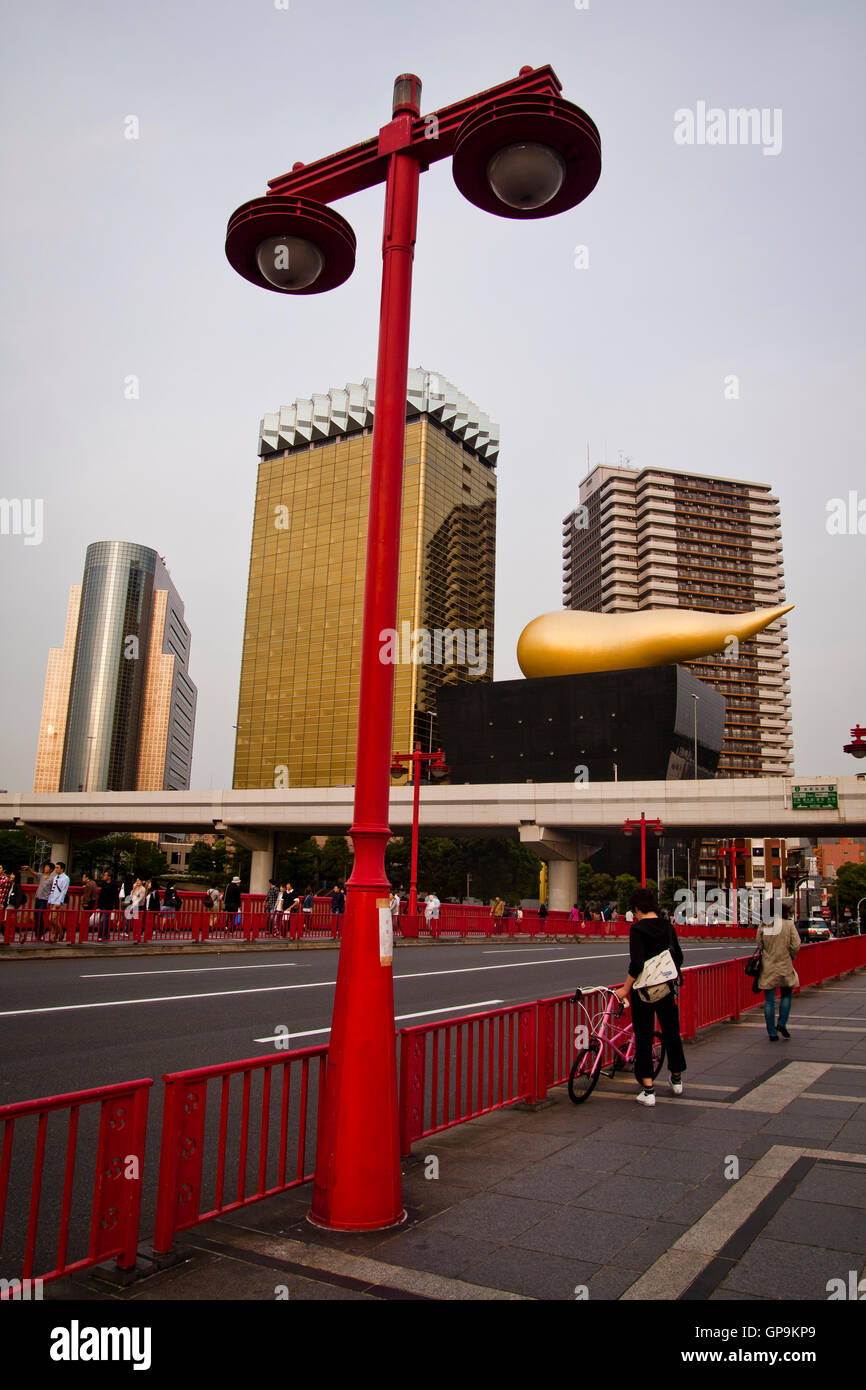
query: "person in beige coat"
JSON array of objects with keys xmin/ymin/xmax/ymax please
[{"xmin": 756, "ymin": 904, "xmax": 800, "ymax": 1040}]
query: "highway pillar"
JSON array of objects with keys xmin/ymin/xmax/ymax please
[
  {"xmin": 249, "ymin": 837, "xmax": 275, "ymax": 895},
  {"xmin": 214, "ymin": 823, "xmax": 274, "ymax": 893},
  {"xmin": 518, "ymin": 827, "xmax": 600, "ymax": 912},
  {"xmin": 548, "ymin": 858, "xmax": 579, "ymax": 912}
]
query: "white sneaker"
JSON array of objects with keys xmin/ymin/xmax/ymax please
[
  {"xmin": 670, "ymin": 1077, "xmax": 684, "ymax": 1096},
  {"xmin": 636, "ymin": 1089, "xmax": 656, "ymax": 1107}
]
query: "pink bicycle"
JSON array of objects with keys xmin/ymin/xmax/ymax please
[{"xmin": 568, "ymin": 986, "xmax": 665, "ymax": 1104}]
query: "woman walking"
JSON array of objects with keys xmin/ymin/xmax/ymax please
[
  {"xmin": 757, "ymin": 904, "xmax": 800, "ymax": 1040},
  {"xmin": 614, "ymin": 886, "xmax": 687, "ymax": 1106}
]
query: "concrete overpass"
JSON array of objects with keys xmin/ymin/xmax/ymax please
[{"xmin": 3, "ymin": 777, "xmax": 864, "ymax": 908}]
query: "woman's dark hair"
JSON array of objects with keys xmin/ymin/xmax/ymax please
[{"xmin": 630, "ymin": 886, "xmax": 658, "ymax": 914}]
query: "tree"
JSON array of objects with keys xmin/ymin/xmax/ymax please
[
  {"xmin": 835, "ymin": 863, "xmax": 866, "ymax": 921},
  {"xmin": 577, "ymin": 861, "xmax": 594, "ymax": 908},
  {"xmin": 74, "ymin": 833, "xmax": 167, "ymax": 881},
  {"xmin": 0, "ymin": 829, "xmax": 36, "ymax": 871},
  {"xmin": 586, "ymin": 872, "xmax": 614, "ymax": 909},
  {"xmin": 320, "ymin": 836, "xmax": 352, "ymax": 886},
  {"xmin": 615, "ymin": 873, "xmax": 638, "ymax": 913},
  {"xmin": 660, "ymin": 876, "xmax": 688, "ymax": 913},
  {"xmin": 461, "ymin": 838, "xmax": 542, "ymax": 905},
  {"xmin": 188, "ymin": 840, "xmax": 216, "ymax": 879}
]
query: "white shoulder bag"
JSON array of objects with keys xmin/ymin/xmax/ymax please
[{"xmin": 632, "ymin": 948, "xmax": 678, "ymax": 1003}]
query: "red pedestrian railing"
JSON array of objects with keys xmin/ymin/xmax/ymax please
[
  {"xmin": 152, "ymin": 1045, "xmax": 327, "ymax": 1256},
  {"xmin": 3, "ymin": 902, "xmax": 763, "ymax": 947},
  {"xmin": 398, "ymin": 1002, "xmax": 537, "ymax": 1153},
  {"xmin": 3, "ymin": 935, "xmax": 863, "ymax": 1269},
  {"xmin": 0, "ymin": 1080, "xmax": 151, "ymax": 1293}
]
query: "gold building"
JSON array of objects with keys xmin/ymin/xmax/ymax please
[{"xmin": 233, "ymin": 369, "xmax": 497, "ymax": 788}]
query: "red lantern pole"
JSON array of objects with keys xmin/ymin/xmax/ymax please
[
  {"xmin": 226, "ymin": 62, "xmax": 601, "ymax": 1236},
  {"xmin": 309, "ymin": 83, "xmax": 422, "ymax": 1232},
  {"xmin": 409, "ymin": 746, "xmax": 422, "ymax": 916},
  {"xmin": 390, "ymin": 744, "xmax": 450, "ymax": 916},
  {"xmin": 623, "ymin": 813, "xmax": 663, "ymax": 889}
]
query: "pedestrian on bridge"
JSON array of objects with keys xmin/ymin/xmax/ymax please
[
  {"xmin": 613, "ymin": 887, "xmax": 686, "ymax": 1106},
  {"xmin": 756, "ymin": 903, "xmax": 800, "ymax": 1041}
]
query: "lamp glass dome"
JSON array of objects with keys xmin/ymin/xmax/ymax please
[
  {"xmin": 486, "ymin": 142, "xmax": 566, "ymax": 210},
  {"xmin": 256, "ymin": 235, "xmax": 325, "ymax": 291}
]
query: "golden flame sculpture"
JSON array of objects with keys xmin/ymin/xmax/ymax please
[{"xmin": 517, "ymin": 603, "xmax": 794, "ymax": 678}]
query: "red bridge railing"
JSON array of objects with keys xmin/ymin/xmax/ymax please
[
  {"xmin": 152, "ymin": 1045, "xmax": 327, "ymax": 1256},
  {"xmin": 398, "ymin": 1003, "xmax": 537, "ymax": 1152},
  {"xmin": 0, "ymin": 1079, "xmax": 151, "ymax": 1292},
  {"xmin": 2, "ymin": 936, "xmax": 864, "ymax": 1270}
]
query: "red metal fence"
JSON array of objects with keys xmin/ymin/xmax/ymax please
[
  {"xmin": 2, "ymin": 935, "xmax": 864, "ymax": 1278},
  {"xmin": 399, "ymin": 1003, "xmax": 536, "ymax": 1151},
  {"xmin": 0, "ymin": 1080, "xmax": 151, "ymax": 1294},
  {"xmin": 152, "ymin": 1046, "xmax": 327, "ymax": 1255},
  {"xmin": 3, "ymin": 905, "xmax": 759, "ymax": 946}
]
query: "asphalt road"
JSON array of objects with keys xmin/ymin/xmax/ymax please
[{"xmin": 0, "ymin": 939, "xmax": 751, "ymax": 1105}]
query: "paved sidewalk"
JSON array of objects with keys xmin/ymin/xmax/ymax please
[{"xmin": 49, "ymin": 972, "xmax": 866, "ymax": 1302}]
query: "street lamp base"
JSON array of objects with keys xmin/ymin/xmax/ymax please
[{"xmin": 305, "ymin": 1207, "xmax": 408, "ymax": 1233}]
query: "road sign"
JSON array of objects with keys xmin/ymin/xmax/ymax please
[{"xmin": 792, "ymin": 783, "xmax": 838, "ymax": 810}]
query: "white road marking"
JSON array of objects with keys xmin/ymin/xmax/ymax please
[
  {"xmin": 80, "ymin": 962, "xmax": 310, "ymax": 979},
  {"xmin": 1, "ymin": 948, "xmax": 750, "ymax": 1020},
  {"xmin": 0, "ymin": 980, "xmax": 338, "ymax": 1018},
  {"xmin": 253, "ymin": 999, "xmax": 505, "ymax": 1044}
]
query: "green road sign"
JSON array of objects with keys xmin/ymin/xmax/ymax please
[{"xmin": 792, "ymin": 783, "xmax": 839, "ymax": 810}]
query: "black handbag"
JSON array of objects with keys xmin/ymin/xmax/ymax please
[{"xmin": 744, "ymin": 949, "xmax": 762, "ymax": 979}]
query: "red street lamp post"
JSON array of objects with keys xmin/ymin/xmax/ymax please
[
  {"xmin": 390, "ymin": 744, "xmax": 450, "ymax": 917},
  {"xmin": 717, "ymin": 842, "xmax": 750, "ymax": 925},
  {"xmin": 843, "ymin": 724, "xmax": 866, "ymax": 759},
  {"xmin": 623, "ymin": 814, "xmax": 664, "ymax": 889},
  {"xmin": 226, "ymin": 65, "xmax": 600, "ymax": 1232}
]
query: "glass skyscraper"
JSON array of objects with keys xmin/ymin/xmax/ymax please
[{"xmin": 33, "ymin": 542, "xmax": 197, "ymax": 792}]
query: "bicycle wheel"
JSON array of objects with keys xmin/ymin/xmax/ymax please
[
  {"xmin": 568, "ymin": 1039, "xmax": 602, "ymax": 1104},
  {"xmin": 651, "ymin": 1031, "xmax": 666, "ymax": 1078}
]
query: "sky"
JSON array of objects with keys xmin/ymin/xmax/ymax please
[{"xmin": 1, "ymin": 0, "xmax": 864, "ymax": 792}]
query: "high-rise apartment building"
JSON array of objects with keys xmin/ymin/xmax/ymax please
[
  {"xmin": 563, "ymin": 464, "xmax": 793, "ymax": 778},
  {"xmin": 33, "ymin": 542, "xmax": 197, "ymax": 792},
  {"xmin": 233, "ymin": 369, "xmax": 497, "ymax": 788}
]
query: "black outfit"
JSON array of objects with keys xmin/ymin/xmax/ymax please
[
  {"xmin": 96, "ymin": 879, "xmax": 117, "ymax": 941},
  {"xmin": 627, "ymin": 914, "xmax": 687, "ymax": 1083},
  {"xmin": 538, "ymin": 904, "xmax": 548, "ymax": 920},
  {"xmin": 224, "ymin": 882, "xmax": 242, "ymax": 913},
  {"xmin": 330, "ymin": 889, "xmax": 345, "ymax": 915}
]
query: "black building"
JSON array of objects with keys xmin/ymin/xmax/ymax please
[{"xmin": 437, "ymin": 666, "xmax": 725, "ymax": 784}]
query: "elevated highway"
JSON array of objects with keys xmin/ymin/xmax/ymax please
[{"xmin": 3, "ymin": 777, "xmax": 863, "ymax": 907}]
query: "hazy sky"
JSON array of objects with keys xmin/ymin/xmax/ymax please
[{"xmin": 1, "ymin": 0, "xmax": 863, "ymax": 792}]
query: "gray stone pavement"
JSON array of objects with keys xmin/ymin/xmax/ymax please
[{"xmin": 48, "ymin": 971, "xmax": 866, "ymax": 1302}]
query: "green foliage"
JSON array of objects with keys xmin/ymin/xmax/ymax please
[
  {"xmin": 74, "ymin": 833, "xmax": 167, "ymax": 881},
  {"xmin": 660, "ymin": 875, "xmax": 688, "ymax": 913},
  {"xmin": 0, "ymin": 829, "xmax": 37, "ymax": 871},
  {"xmin": 614, "ymin": 873, "xmax": 639, "ymax": 913},
  {"xmin": 585, "ymin": 872, "xmax": 613, "ymax": 908},
  {"xmin": 382, "ymin": 836, "xmax": 541, "ymax": 904},
  {"xmin": 319, "ymin": 836, "xmax": 352, "ymax": 886},
  {"xmin": 835, "ymin": 863, "xmax": 866, "ymax": 918}
]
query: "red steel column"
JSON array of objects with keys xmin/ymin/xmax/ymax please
[
  {"xmin": 309, "ymin": 99, "xmax": 420, "ymax": 1230},
  {"xmin": 408, "ymin": 746, "xmax": 422, "ymax": 916},
  {"xmin": 640, "ymin": 815, "xmax": 647, "ymax": 889}
]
